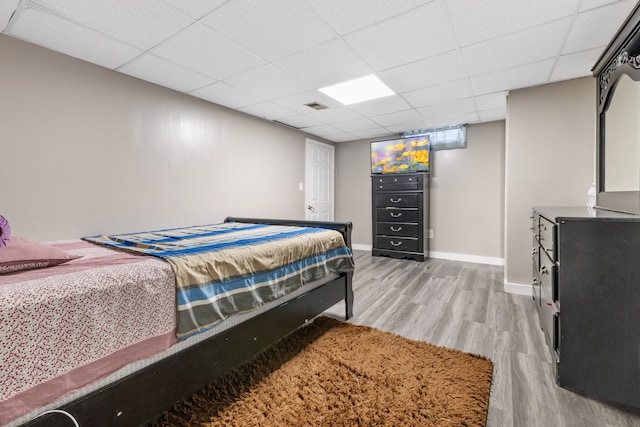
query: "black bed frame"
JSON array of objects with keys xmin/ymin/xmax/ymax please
[{"xmin": 23, "ymin": 217, "xmax": 354, "ymax": 427}]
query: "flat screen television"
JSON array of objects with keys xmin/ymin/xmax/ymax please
[{"xmin": 370, "ymin": 136, "xmax": 430, "ymax": 174}]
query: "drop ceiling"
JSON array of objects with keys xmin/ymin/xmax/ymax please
[{"xmin": 1, "ymin": 0, "xmax": 636, "ymax": 143}]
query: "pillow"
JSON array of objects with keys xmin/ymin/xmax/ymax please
[
  {"xmin": 0, "ymin": 236, "xmax": 81, "ymax": 274},
  {"xmin": 0, "ymin": 214, "xmax": 10, "ymax": 249}
]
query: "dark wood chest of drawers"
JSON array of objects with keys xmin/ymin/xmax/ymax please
[
  {"xmin": 532, "ymin": 206, "xmax": 640, "ymax": 409},
  {"xmin": 371, "ymin": 173, "xmax": 429, "ymax": 261}
]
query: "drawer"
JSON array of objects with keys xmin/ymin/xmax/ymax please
[
  {"xmin": 376, "ymin": 236, "xmax": 419, "ymax": 252},
  {"xmin": 539, "ymin": 288, "xmax": 560, "ymax": 359},
  {"xmin": 532, "ymin": 236, "xmax": 540, "ymax": 274},
  {"xmin": 532, "ymin": 268, "xmax": 542, "ymax": 309},
  {"xmin": 377, "ymin": 222, "xmax": 419, "ymax": 237},
  {"xmin": 376, "ymin": 208, "xmax": 418, "ymax": 222},
  {"xmin": 372, "ymin": 175, "xmax": 421, "ymax": 191},
  {"xmin": 539, "ymin": 216, "xmax": 556, "ymax": 261},
  {"xmin": 375, "ymin": 193, "xmax": 419, "ymax": 208},
  {"xmin": 531, "ymin": 211, "xmax": 540, "ymax": 238},
  {"xmin": 539, "ymin": 250, "xmax": 558, "ymax": 303}
]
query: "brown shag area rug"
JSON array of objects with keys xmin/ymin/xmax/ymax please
[{"xmin": 152, "ymin": 317, "xmax": 493, "ymax": 427}]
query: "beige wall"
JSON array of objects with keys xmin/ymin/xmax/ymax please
[
  {"xmin": 505, "ymin": 77, "xmax": 596, "ymax": 288},
  {"xmin": 430, "ymin": 121, "xmax": 505, "ymax": 261},
  {"xmin": 0, "ymin": 35, "xmax": 322, "ymax": 241},
  {"xmin": 334, "ymin": 138, "xmax": 372, "ymax": 247},
  {"xmin": 335, "ymin": 121, "xmax": 506, "ymax": 260}
]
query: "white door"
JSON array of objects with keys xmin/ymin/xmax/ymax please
[{"xmin": 305, "ymin": 139, "xmax": 334, "ymax": 221}]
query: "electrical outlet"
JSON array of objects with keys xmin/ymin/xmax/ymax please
[{"xmin": 428, "ymin": 229, "xmax": 434, "ymax": 239}]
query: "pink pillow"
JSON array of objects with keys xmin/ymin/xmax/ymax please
[{"xmin": 0, "ymin": 236, "xmax": 81, "ymax": 274}]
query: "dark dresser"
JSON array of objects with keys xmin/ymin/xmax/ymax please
[
  {"xmin": 371, "ymin": 173, "xmax": 429, "ymax": 261},
  {"xmin": 531, "ymin": 206, "xmax": 640, "ymax": 409}
]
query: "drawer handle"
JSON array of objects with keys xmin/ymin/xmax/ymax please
[
  {"xmin": 390, "ymin": 241, "xmax": 403, "ymax": 247},
  {"xmin": 532, "ymin": 247, "xmax": 538, "ymax": 255},
  {"xmin": 390, "ymin": 197, "xmax": 402, "ymax": 203},
  {"xmin": 390, "ymin": 212, "xmax": 402, "ymax": 218},
  {"xmin": 540, "ymin": 265, "xmax": 547, "ymax": 275},
  {"xmin": 390, "ymin": 226, "xmax": 402, "ymax": 232}
]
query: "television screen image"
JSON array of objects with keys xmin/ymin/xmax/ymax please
[{"xmin": 370, "ymin": 136, "xmax": 430, "ymax": 174}]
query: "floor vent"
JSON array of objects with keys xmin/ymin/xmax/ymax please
[{"xmin": 304, "ymin": 101, "xmax": 329, "ymax": 110}]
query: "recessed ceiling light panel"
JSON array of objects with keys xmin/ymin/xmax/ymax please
[{"xmin": 319, "ymin": 74, "xmax": 395, "ymax": 105}]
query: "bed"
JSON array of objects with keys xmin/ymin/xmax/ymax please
[{"xmin": 1, "ymin": 217, "xmax": 354, "ymax": 427}]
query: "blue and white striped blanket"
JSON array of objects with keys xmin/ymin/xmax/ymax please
[{"xmin": 84, "ymin": 222, "xmax": 354, "ymax": 338}]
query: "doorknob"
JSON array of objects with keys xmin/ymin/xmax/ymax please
[{"xmin": 307, "ymin": 205, "xmax": 317, "ymax": 212}]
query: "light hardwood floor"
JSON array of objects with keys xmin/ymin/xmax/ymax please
[{"xmin": 324, "ymin": 250, "xmax": 640, "ymax": 427}]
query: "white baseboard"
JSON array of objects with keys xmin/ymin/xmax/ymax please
[
  {"xmin": 503, "ymin": 282, "xmax": 532, "ymax": 296},
  {"xmin": 350, "ymin": 245, "xmax": 504, "ymax": 266},
  {"xmin": 352, "ymin": 244, "xmax": 372, "ymax": 251},
  {"xmin": 428, "ymin": 251, "xmax": 505, "ymax": 266}
]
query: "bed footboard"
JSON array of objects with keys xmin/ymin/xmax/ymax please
[{"xmin": 225, "ymin": 216, "xmax": 354, "ymax": 319}]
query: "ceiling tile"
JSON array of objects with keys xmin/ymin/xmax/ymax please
[
  {"xmin": 333, "ymin": 118, "xmax": 381, "ymax": 133},
  {"xmin": 580, "ymin": 0, "xmax": 627, "ymax": 12},
  {"xmin": 165, "ymin": 0, "xmax": 227, "ymax": 19},
  {"xmin": 272, "ymin": 90, "xmax": 342, "ymax": 115},
  {"xmin": 371, "ymin": 109, "xmax": 424, "ymax": 127},
  {"xmin": 119, "ymin": 54, "xmax": 214, "ymax": 92},
  {"xmin": 350, "ymin": 128, "xmax": 393, "ymax": 139},
  {"xmin": 304, "ymin": 0, "xmax": 429, "ymax": 35},
  {"xmin": 418, "ymin": 98, "xmax": 476, "ymax": 120},
  {"xmin": 403, "ymin": 79, "xmax": 472, "ymax": 109},
  {"xmin": 349, "ymin": 95, "xmax": 413, "ymax": 117},
  {"xmin": 379, "ymin": 50, "xmax": 467, "ymax": 94},
  {"xmin": 478, "ymin": 107, "xmax": 507, "ymax": 123},
  {"xmin": 469, "ymin": 59, "xmax": 555, "ymax": 95},
  {"xmin": 153, "ymin": 23, "xmax": 265, "ymax": 80},
  {"xmin": 384, "ymin": 119, "xmax": 431, "ymax": 133},
  {"xmin": 550, "ymin": 48, "xmax": 603, "ymax": 82},
  {"xmin": 239, "ymin": 102, "xmax": 297, "ymax": 120},
  {"xmin": 33, "ymin": 0, "xmax": 194, "ymax": 50},
  {"xmin": 325, "ymin": 133, "xmax": 358, "ymax": 142},
  {"xmin": 344, "ymin": 1, "xmax": 458, "ymax": 71},
  {"xmin": 563, "ymin": 0, "xmax": 637, "ymax": 54},
  {"xmin": 9, "ymin": 7, "xmax": 142, "ymax": 69},
  {"xmin": 275, "ymin": 115, "xmax": 325, "ymax": 129},
  {"xmin": 302, "ymin": 123, "xmax": 345, "ymax": 137},
  {"xmin": 427, "ymin": 111, "xmax": 479, "ymax": 128},
  {"xmin": 461, "ymin": 18, "xmax": 570, "ymax": 77},
  {"xmin": 202, "ymin": 0, "xmax": 335, "ymax": 62},
  {"xmin": 189, "ymin": 82, "xmax": 264, "ymax": 109},
  {"xmin": 474, "ymin": 92, "xmax": 507, "ymax": 111},
  {"xmin": 224, "ymin": 64, "xmax": 311, "ymax": 100},
  {"xmin": 274, "ymin": 38, "xmax": 373, "ymax": 88},
  {"xmin": 0, "ymin": 0, "xmax": 20, "ymax": 30},
  {"xmin": 307, "ymin": 106, "xmax": 364, "ymax": 124},
  {"xmin": 446, "ymin": 0, "xmax": 580, "ymax": 47}
]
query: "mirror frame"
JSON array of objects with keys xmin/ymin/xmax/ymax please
[{"xmin": 593, "ymin": 3, "xmax": 640, "ymax": 214}]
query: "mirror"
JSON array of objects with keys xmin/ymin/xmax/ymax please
[
  {"xmin": 603, "ymin": 73, "xmax": 640, "ymax": 192},
  {"xmin": 594, "ymin": 3, "xmax": 640, "ymax": 214}
]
